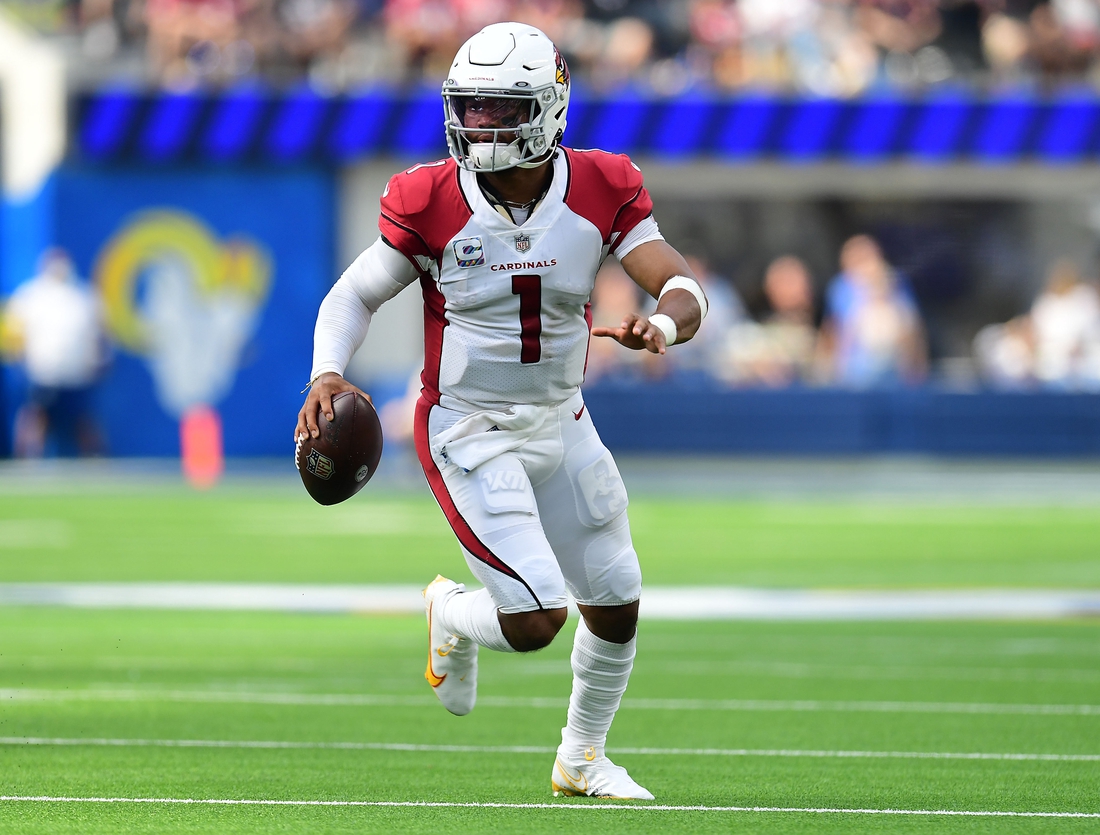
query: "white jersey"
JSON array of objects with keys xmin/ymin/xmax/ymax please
[
  {"xmin": 308, "ymin": 149, "xmax": 660, "ymax": 614},
  {"xmin": 377, "ymin": 148, "xmax": 660, "ymax": 411},
  {"xmin": 6, "ymin": 274, "xmax": 103, "ymax": 388}
]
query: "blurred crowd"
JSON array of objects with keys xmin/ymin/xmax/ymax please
[
  {"xmin": 6, "ymin": 0, "xmax": 1100, "ymax": 92},
  {"xmin": 4, "ymin": 236, "xmax": 1099, "ymax": 460},
  {"xmin": 586, "ymin": 233, "xmax": 1100, "ymax": 392}
]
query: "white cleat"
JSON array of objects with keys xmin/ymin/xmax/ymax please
[
  {"xmin": 551, "ymin": 748, "xmax": 654, "ymax": 800},
  {"xmin": 423, "ymin": 575, "xmax": 478, "ymax": 716}
]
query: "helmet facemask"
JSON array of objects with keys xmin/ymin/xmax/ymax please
[{"xmin": 444, "ymin": 87, "xmax": 564, "ymax": 173}]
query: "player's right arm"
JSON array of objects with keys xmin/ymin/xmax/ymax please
[
  {"xmin": 574, "ymin": 151, "xmax": 707, "ymax": 355},
  {"xmin": 606, "ymin": 240, "xmax": 706, "ymax": 354},
  {"xmin": 296, "ymin": 236, "xmax": 420, "ymax": 441}
]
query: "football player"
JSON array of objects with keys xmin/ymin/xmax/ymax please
[{"xmin": 296, "ymin": 21, "xmax": 707, "ymax": 800}]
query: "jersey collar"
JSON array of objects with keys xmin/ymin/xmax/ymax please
[{"xmin": 459, "ymin": 152, "xmax": 567, "ymax": 232}]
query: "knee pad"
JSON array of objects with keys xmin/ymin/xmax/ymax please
[{"xmin": 581, "ymin": 515, "xmax": 642, "ymax": 605}]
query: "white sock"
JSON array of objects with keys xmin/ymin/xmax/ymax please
[
  {"xmin": 559, "ymin": 617, "xmax": 635, "ymax": 761},
  {"xmin": 439, "ymin": 588, "xmax": 515, "ymax": 653}
]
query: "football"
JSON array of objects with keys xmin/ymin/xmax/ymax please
[{"xmin": 295, "ymin": 391, "xmax": 384, "ymax": 505}]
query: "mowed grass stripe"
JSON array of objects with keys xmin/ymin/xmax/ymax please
[
  {"xmin": 4, "ymin": 687, "xmax": 1099, "ymax": 715},
  {"xmin": 2, "ymin": 796, "xmax": 1098, "ymax": 818},
  {"xmin": 2, "ymin": 492, "xmax": 1099, "ymax": 589},
  {"xmin": 4, "ymin": 736, "xmax": 1100, "ymax": 762}
]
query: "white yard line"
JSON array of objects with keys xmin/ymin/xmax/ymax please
[
  {"xmin": 0, "ymin": 584, "xmax": 427, "ymax": 614},
  {"xmin": 3, "ymin": 687, "xmax": 1099, "ymax": 715},
  {"xmin": 2, "ymin": 736, "xmax": 1098, "ymax": 762},
  {"xmin": 1, "ymin": 583, "xmax": 1098, "ymax": 619},
  {"xmin": 0, "ymin": 521, "xmax": 70, "ymax": 549},
  {"xmin": 0, "ymin": 796, "xmax": 1097, "ymax": 817}
]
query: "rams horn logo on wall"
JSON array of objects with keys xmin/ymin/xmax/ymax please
[
  {"xmin": 453, "ymin": 236, "xmax": 486, "ymax": 268},
  {"xmin": 93, "ymin": 210, "xmax": 272, "ymax": 419}
]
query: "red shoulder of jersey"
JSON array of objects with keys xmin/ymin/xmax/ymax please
[
  {"xmin": 378, "ymin": 158, "xmax": 473, "ymax": 271},
  {"xmin": 562, "ymin": 147, "xmax": 654, "ymax": 254}
]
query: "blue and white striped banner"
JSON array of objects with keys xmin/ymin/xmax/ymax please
[{"xmin": 74, "ymin": 87, "xmax": 1100, "ymax": 166}]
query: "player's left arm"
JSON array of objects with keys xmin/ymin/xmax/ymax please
[{"xmin": 594, "ymin": 240, "xmax": 707, "ymax": 355}]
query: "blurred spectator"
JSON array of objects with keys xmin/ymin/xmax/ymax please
[
  {"xmin": 791, "ymin": 3, "xmax": 878, "ymax": 96},
  {"xmin": 727, "ymin": 255, "xmax": 818, "ymax": 387},
  {"xmin": 817, "ymin": 234, "xmax": 928, "ymax": 387},
  {"xmin": 141, "ymin": 0, "xmax": 365, "ymax": 86},
  {"xmin": 976, "ymin": 259, "xmax": 1100, "ymax": 390},
  {"xmin": 1029, "ymin": 0, "xmax": 1095, "ymax": 78},
  {"xmin": 981, "ymin": 8, "xmax": 1031, "ymax": 79},
  {"xmin": 667, "ymin": 254, "xmax": 745, "ymax": 379},
  {"xmin": 973, "ymin": 314, "xmax": 1035, "ymax": 388},
  {"xmin": 278, "ymin": 0, "xmax": 357, "ymax": 76},
  {"xmin": 856, "ymin": 0, "xmax": 945, "ymax": 83},
  {"xmin": 1031, "ymin": 259, "xmax": 1100, "ymax": 387},
  {"xmin": 585, "ymin": 261, "xmax": 665, "ymax": 382},
  {"xmin": 591, "ymin": 14, "xmax": 654, "ymax": 86},
  {"xmin": 383, "ymin": 0, "xmax": 475, "ymax": 80},
  {"xmin": 143, "ymin": 0, "xmax": 244, "ymax": 85},
  {"xmin": 0, "ymin": 249, "xmax": 108, "ymax": 457}
]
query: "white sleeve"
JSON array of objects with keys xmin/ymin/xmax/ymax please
[
  {"xmin": 614, "ymin": 215, "xmax": 664, "ymax": 260},
  {"xmin": 310, "ymin": 237, "xmax": 421, "ymax": 379}
]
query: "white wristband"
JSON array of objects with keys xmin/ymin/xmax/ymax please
[
  {"xmin": 659, "ymin": 275, "xmax": 708, "ymax": 320},
  {"xmin": 648, "ymin": 313, "xmax": 678, "ymax": 346}
]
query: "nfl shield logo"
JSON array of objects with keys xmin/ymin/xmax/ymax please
[
  {"xmin": 514, "ymin": 234, "xmax": 531, "ymax": 253},
  {"xmin": 306, "ymin": 448, "xmax": 335, "ymax": 480}
]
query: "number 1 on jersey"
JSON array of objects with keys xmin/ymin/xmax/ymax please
[{"xmin": 511, "ymin": 274, "xmax": 542, "ymax": 364}]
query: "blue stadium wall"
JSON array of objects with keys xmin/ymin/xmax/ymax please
[
  {"xmin": 583, "ymin": 383, "xmax": 1100, "ymax": 456},
  {"xmin": 2, "ymin": 87, "xmax": 1099, "ymax": 457},
  {"xmin": 1, "ymin": 164, "xmax": 334, "ymax": 457}
]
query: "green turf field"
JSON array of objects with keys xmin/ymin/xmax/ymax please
[
  {"xmin": 1, "ymin": 475, "xmax": 1098, "ymax": 832},
  {"xmin": 2, "ymin": 488, "xmax": 1100, "ymax": 587}
]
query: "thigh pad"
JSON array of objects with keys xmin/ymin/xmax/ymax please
[{"xmin": 565, "ymin": 441, "xmax": 629, "ymax": 528}]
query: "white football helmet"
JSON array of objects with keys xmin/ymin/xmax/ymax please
[{"xmin": 443, "ymin": 22, "xmax": 570, "ymax": 172}]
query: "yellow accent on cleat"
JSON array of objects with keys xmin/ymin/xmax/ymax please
[
  {"xmin": 422, "ymin": 575, "xmax": 477, "ymax": 715},
  {"xmin": 551, "ymin": 752, "xmax": 654, "ymax": 800}
]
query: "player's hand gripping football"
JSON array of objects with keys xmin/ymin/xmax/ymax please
[
  {"xmin": 591, "ymin": 313, "xmax": 669, "ymax": 355},
  {"xmin": 295, "ymin": 372, "xmax": 372, "ymax": 441}
]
